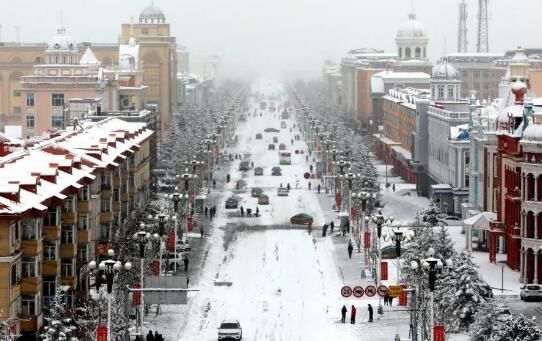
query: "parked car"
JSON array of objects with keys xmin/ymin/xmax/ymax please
[
  {"xmin": 218, "ymin": 320, "xmax": 242, "ymax": 340},
  {"xmin": 239, "ymin": 161, "xmax": 250, "ymax": 171},
  {"xmin": 277, "ymin": 188, "xmax": 289, "ymax": 196},
  {"xmin": 255, "ymin": 133, "xmax": 263, "ymax": 139},
  {"xmin": 273, "ymin": 136, "xmax": 279, "ymax": 143},
  {"xmin": 520, "ymin": 284, "xmax": 542, "ymax": 301},
  {"xmin": 161, "ymin": 252, "xmax": 184, "ymax": 270},
  {"xmin": 251, "ymin": 187, "xmax": 263, "ymax": 197},
  {"xmin": 176, "ymin": 240, "xmax": 191, "ymax": 252},
  {"xmin": 258, "ymin": 194, "xmax": 270, "ymax": 205},
  {"xmin": 381, "ymin": 245, "xmax": 398, "ymax": 259},
  {"xmin": 225, "ymin": 197, "xmax": 239, "ymax": 209},
  {"xmin": 268, "ymin": 144, "xmax": 275, "ymax": 150},
  {"xmin": 279, "ymin": 143, "xmax": 286, "ymax": 150},
  {"xmin": 280, "ymin": 121, "xmax": 287, "ymax": 129},
  {"xmin": 254, "ymin": 167, "xmax": 264, "ymax": 176},
  {"xmin": 271, "ymin": 166, "xmax": 282, "ymax": 176},
  {"xmin": 290, "ymin": 213, "xmax": 313, "ymax": 225}
]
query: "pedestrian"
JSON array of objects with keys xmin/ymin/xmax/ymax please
[
  {"xmin": 341, "ymin": 305, "xmax": 347, "ymax": 323},
  {"xmin": 247, "ymin": 208, "xmax": 252, "ymax": 217},
  {"xmin": 287, "ymin": 183, "xmax": 290, "ymax": 191},
  {"xmin": 183, "ymin": 257, "xmax": 189, "ymax": 273},
  {"xmin": 346, "ymin": 221, "xmax": 350, "ymax": 234},
  {"xmin": 308, "ymin": 182, "xmax": 311, "ymax": 191},
  {"xmin": 146, "ymin": 330, "xmax": 154, "ymax": 341},
  {"xmin": 317, "ymin": 184, "xmax": 321, "ymax": 194},
  {"xmin": 322, "ymin": 224, "xmax": 328, "ymax": 237},
  {"xmin": 135, "ymin": 336, "xmax": 142, "ymax": 341},
  {"xmin": 156, "ymin": 334, "xmax": 164, "ymax": 341},
  {"xmin": 251, "ymin": 161, "xmax": 254, "ymax": 168},
  {"xmin": 368, "ymin": 304, "xmax": 373, "ymax": 322},
  {"xmin": 350, "ymin": 305, "xmax": 357, "ymax": 324},
  {"xmin": 330, "ymin": 221, "xmax": 334, "ymax": 234},
  {"xmin": 306, "ymin": 155, "xmax": 309, "ymax": 162},
  {"xmin": 256, "ymin": 206, "xmax": 259, "ymax": 217},
  {"xmin": 389, "ymin": 296, "xmax": 393, "ymax": 306},
  {"xmin": 392, "ymin": 183, "xmax": 396, "ymax": 192},
  {"xmin": 204, "ymin": 206, "xmax": 208, "ymax": 219},
  {"xmin": 347, "ymin": 240, "xmax": 354, "ymax": 259},
  {"xmin": 200, "ymin": 226, "xmax": 204, "ymax": 238},
  {"xmin": 240, "ymin": 206, "xmax": 244, "ymax": 217},
  {"xmin": 236, "ymin": 181, "xmax": 240, "ymax": 190},
  {"xmin": 280, "ymin": 183, "xmax": 283, "ymax": 188},
  {"xmin": 213, "ymin": 179, "xmax": 216, "ymax": 189},
  {"xmin": 226, "ymin": 174, "xmax": 230, "ymax": 183},
  {"xmin": 154, "ymin": 331, "xmax": 159, "ymax": 341}
]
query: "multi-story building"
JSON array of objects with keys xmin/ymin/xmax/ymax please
[{"xmin": 0, "ymin": 118, "xmax": 152, "ymax": 338}]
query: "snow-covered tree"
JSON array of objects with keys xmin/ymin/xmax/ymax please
[
  {"xmin": 41, "ymin": 289, "xmax": 79, "ymax": 341},
  {"xmin": 435, "ymin": 250, "xmax": 491, "ymax": 332}
]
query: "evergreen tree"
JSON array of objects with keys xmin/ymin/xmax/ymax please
[
  {"xmin": 41, "ymin": 289, "xmax": 78, "ymax": 341},
  {"xmin": 489, "ymin": 313, "xmax": 542, "ymax": 341}
]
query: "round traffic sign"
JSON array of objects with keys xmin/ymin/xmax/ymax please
[
  {"xmin": 304, "ymin": 172, "xmax": 310, "ymax": 179},
  {"xmin": 377, "ymin": 285, "xmax": 388, "ymax": 297},
  {"xmin": 341, "ymin": 286, "xmax": 352, "ymax": 298},
  {"xmin": 353, "ymin": 286, "xmax": 365, "ymax": 298},
  {"xmin": 365, "ymin": 285, "xmax": 377, "ymax": 297}
]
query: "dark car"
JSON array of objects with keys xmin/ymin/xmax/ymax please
[
  {"xmin": 290, "ymin": 213, "xmax": 313, "ymax": 225},
  {"xmin": 279, "ymin": 143, "xmax": 286, "ymax": 150},
  {"xmin": 255, "ymin": 133, "xmax": 263, "ymax": 139},
  {"xmin": 258, "ymin": 194, "xmax": 270, "ymax": 205},
  {"xmin": 254, "ymin": 167, "xmax": 264, "ymax": 176},
  {"xmin": 225, "ymin": 197, "xmax": 239, "ymax": 209},
  {"xmin": 264, "ymin": 128, "xmax": 280, "ymax": 133},
  {"xmin": 239, "ymin": 161, "xmax": 250, "ymax": 171},
  {"xmin": 273, "ymin": 136, "xmax": 278, "ymax": 143},
  {"xmin": 271, "ymin": 166, "xmax": 282, "ymax": 176},
  {"xmin": 381, "ymin": 245, "xmax": 398, "ymax": 259},
  {"xmin": 251, "ymin": 187, "xmax": 263, "ymax": 197},
  {"xmin": 268, "ymin": 144, "xmax": 275, "ymax": 150}
]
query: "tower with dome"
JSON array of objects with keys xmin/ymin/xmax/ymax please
[
  {"xmin": 431, "ymin": 58, "xmax": 461, "ymax": 101},
  {"xmin": 393, "ymin": 13, "xmax": 433, "ymax": 74}
]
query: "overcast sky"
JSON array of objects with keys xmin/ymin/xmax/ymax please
[{"xmin": 0, "ymin": 0, "xmax": 541, "ymax": 79}]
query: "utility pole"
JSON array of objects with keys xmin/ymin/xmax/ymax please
[
  {"xmin": 477, "ymin": 0, "xmax": 489, "ymax": 53},
  {"xmin": 457, "ymin": 0, "xmax": 468, "ymax": 53}
]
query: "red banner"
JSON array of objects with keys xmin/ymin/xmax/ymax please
[
  {"xmin": 97, "ymin": 325, "xmax": 107, "ymax": 341},
  {"xmin": 364, "ymin": 231, "xmax": 371, "ymax": 249},
  {"xmin": 187, "ymin": 218, "xmax": 193, "ymax": 232},
  {"xmin": 381, "ymin": 261, "xmax": 388, "ymax": 281},
  {"xmin": 350, "ymin": 207, "xmax": 357, "ymax": 221},
  {"xmin": 151, "ymin": 260, "xmax": 160, "ymax": 276},
  {"xmin": 434, "ymin": 325, "xmax": 445, "ymax": 341},
  {"xmin": 167, "ymin": 231, "xmax": 175, "ymax": 250},
  {"xmin": 95, "ymin": 242, "xmax": 109, "ymax": 256},
  {"xmin": 132, "ymin": 282, "xmax": 141, "ymax": 305},
  {"xmin": 335, "ymin": 192, "xmax": 342, "ymax": 207},
  {"xmin": 399, "ymin": 285, "xmax": 408, "ymax": 306}
]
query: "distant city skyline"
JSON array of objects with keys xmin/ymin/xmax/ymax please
[{"xmin": 0, "ymin": 0, "xmax": 541, "ymax": 79}]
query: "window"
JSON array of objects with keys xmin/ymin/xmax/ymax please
[
  {"xmin": 99, "ymin": 224, "xmax": 110, "ymax": 241},
  {"xmin": 61, "ymin": 260, "xmax": 74, "ymax": 277},
  {"xmin": 398, "ymin": 47, "xmax": 402, "ymax": 58},
  {"xmin": 101, "ymin": 173, "xmax": 111, "ymax": 189},
  {"xmin": 43, "ymin": 242, "xmax": 58, "ymax": 260},
  {"xmin": 22, "ymin": 218, "xmax": 42, "ymax": 240},
  {"xmin": 438, "ymin": 86, "xmax": 444, "ymax": 98},
  {"xmin": 22, "ymin": 293, "xmax": 41, "ymax": 316},
  {"xmin": 405, "ymin": 47, "xmax": 411, "ymax": 58},
  {"xmin": 415, "ymin": 47, "xmax": 421, "ymax": 58},
  {"xmin": 77, "ymin": 245, "xmax": 89, "ymax": 262},
  {"xmin": 465, "ymin": 151, "xmax": 471, "ymax": 166},
  {"xmin": 62, "ymin": 195, "xmax": 77, "ymax": 213},
  {"xmin": 26, "ymin": 93, "xmax": 35, "ymax": 107},
  {"xmin": 44, "ymin": 206, "xmax": 59, "ymax": 226},
  {"xmin": 101, "ymin": 197, "xmax": 112, "ymax": 212},
  {"xmin": 9, "ymin": 222, "xmax": 21, "ymax": 247},
  {"xmin": 52, "ymin": 115, "xmax": 64, "ymax": 128},
  {"xmin": 78, "ymin": 186, "xmax": 90, "ymax": 201},
  {"xmin": 13, "ymin": 106, "xmax": 21, "ymax": 114},
  {"xmin": 61, "ymin": 226, "xmax": 75, "ymax": 244},
  {"xmin": 51, "ymin": 93, "xmax": 64, "ymax": 107},
  {"xmin": 26, "ymin": 115, "xmax": 35, "ymax": 128},
  {"xmin": 22, "ymin": 256, "xmax": 40, "ymax": 278},
  {"xmin": 142, "ymin": 27, "xmax": 149, "ymax": 35},
  {"xmin": 113, "ymin": 188, "xmax": 120, "ymax": 202},
  {"xmin": 13, "ymin": 90, "xmax": 21, "ymax": 97},
  {"xmin": 11, "ymin": 260, "xmax": 21, "ymax": 285},
  {"xmin": 43, "ymin": 277, "xmax": 56, "ymax": 297},
  {"xmin": 77, "ymin": 214, "xmax": 89, "ymax": 230},
  {"xmin": 465, "ymin": 174, "xmax": 470, "ymax": 188},
  {"xmin": 448, "ymin": 87, "xmax": 454, "ymax": 99}
]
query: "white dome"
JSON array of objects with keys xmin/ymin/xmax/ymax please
[
  {"xmin": 46, "ymin": 26, "xmax": 76, "ymax": 51},
  {"xmin": 522, "ymin": 124, "xmax": 542, "ymax": 142},
  {"xmin": 432, "ymin": 60, "xmax": 458, "ymax": 80},
  {"xmin": 397, "ymin": 14, "xmax": 427, "ymax": 39},
  {"xmin": 140, "ymin": 5, "xmax": 165, "ymax": 20},
  {"xmin": 511, "ymin": 47, "xmax": 529, "ymax": 64}
]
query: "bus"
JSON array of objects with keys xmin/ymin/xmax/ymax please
[{"xmin": 279, "ymin": 151, "xmax": 292, "ymax": 165}]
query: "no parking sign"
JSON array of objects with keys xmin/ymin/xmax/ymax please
[
  {"xmin": 365, "ymin": 285, "xmax": 377, "ymax": 297},
  {"xmin": 353, "ymin": 286, "xmax": 364, "ymax": 298},
  {"xmin": 377, "ymin": 285, "xmax": 388, "ymax": 297}
]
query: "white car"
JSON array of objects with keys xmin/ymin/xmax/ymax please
[
  {"xmin": 218, "ymin": 320, "xmax": 242, "ymax": 340},
  {"xmin": 277, "ymin": 188, "xmax": 289, "ymax": 196},
  {"xmin": 520, "ymin": 284, "xmax": 542, "ymax": 301},
  {"xmin": 176, "ymin": 240, "xmax": 191, "ymax": 252}
]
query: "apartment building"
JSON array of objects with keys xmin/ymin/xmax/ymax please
[{"xmin": 0, "ymin": 118, "xmax": 152, "ymax": 339}]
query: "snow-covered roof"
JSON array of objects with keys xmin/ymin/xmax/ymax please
[
  {"xmin": 119, "ymin": 38, "xmax": 139, "ymax": 70},
  {"xmin": 497, "ymin": 104, "xmax": 524, "ymax": 123},
  {"xmin": 140, "ymin": 5, "xmax": 165, "ymax": 20},
  {"xmin": 46, "ymin": 26, "xmax": 76, "ymax": 52},
  {"xmin": 432, "ymin": 59, "xmax": 458, "ymax": 80},
  {"xmin": 521, "ymin": 124, "xmax": 542, "ymax": 142},
  {"xmin": 396, "ymin": 13, "xmax": 427, "ymax": 39},
  {"xmin": 450, "ymin": 124, "xmax": 470, "ymax": 140},
  {"xmin": 80, "ymin": 47, "xmax": 101, "ymax": 66},
  {"xmin": 373, "ymin": 71, "xmax": 430, "ymax": 80}
]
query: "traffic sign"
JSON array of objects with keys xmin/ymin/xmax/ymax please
[
  {"xmin": 304, "ymin": 172, "xmax": 310, "ymax": 179},
  {"xmin": 353, "ymin": 286, "xmax": 365, "ymax": 298},
  {"xmin": 365, "ymin": 285, "xmax": 376, "ymax": 297},
  {"xmin": 388, "ymin": 285, "xmax": 402, "ymax": 298},
  {"xmin": 377, "ymin": 285, "xmax": 388, "ymax": 297},
  {"xmin": 341, "ymin": 286, "xmax": 352, "ymax": 298}
]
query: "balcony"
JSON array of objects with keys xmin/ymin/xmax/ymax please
[
  {"xmin": 43, "ymin": 227, "xmax": 61, "ymax": 241},
  {"xmin": 113, "ymin": 177, "xmax": 121, "ymax": 187},
  {"xmin": 130, "ymin": 187, "xmax": 137, "ymax": 194},
  {"xmin": 21, "ymin": 238, "xmax": 43, "ymax": 257},
  {"xmin": 522, "ymin": 200, "xmax": 542, "ymax": 214},
  {"xmin": 21, "ymin": 276, "xmax": 42, "ymax": 294},
  {"xmin": 100, "ymin": 212, "xmax": 112, "ymax": 224},
  {"xmin": 113, "ymin": 201, "xmax": 121, "ymax": 212},
  {"xmin": 10, "ymin": 240, "xmax": 21, "ymax": 256},
  {"xmin": 59, "ymin": 276, "xmax": 77, "ymax": 290},
  {"xmin": 76, "ymin": 229, "xmax": 91, "ymax": 244},
  {"xmin": 11, "ymin": 282, "xmax": 21, "ymax": 301},
  {"xmin": 121, "ymin": 193, "xmax": 129, "ymax": 202},
  {"xmin": 60, "ymin": 243, "xmax": 77, "ymax": 259},
  {"xmin": 43, "ymin": 259, "xmax": 60, "ymax": 276},
  {"xmin": 20, "ymin": 313, "xmax": 43, "ymax": 332},
  {"xmin": 61, "ymin": 211, "xmax": 77, "ymax": 225},
  {"xmin": 101, "ymin": 188, "xmax": 112, "ymax": 197},
  {"xmin": 122, "ymin": 170, "xmax": 130, "ymax": 178},
  {"xmin": 78, "ymin": 200, "xmax": 91, "ymax": 213}
]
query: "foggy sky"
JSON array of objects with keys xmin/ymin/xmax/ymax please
[{"xmin": 0, "ymin": 0, "xmax": 541, "ymax": 79}]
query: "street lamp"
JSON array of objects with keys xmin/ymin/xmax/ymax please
[
  {"xmin": 385, "ymin": 227, "xmax": 414, "ymax": 283},
  {"xmin": 371, "ymin": 209, "xmax": 394, "ymax": 286},
  {"xmin": 410, "ymin": 248, "xmax": 453, "ymax": 341},
  {"xmin": 88, "ymin": 249, "xmax": 131, "ymax": 341},
  {"xmin": 132, "ymin": 224, "xmax": 152, "ymax": 336}
]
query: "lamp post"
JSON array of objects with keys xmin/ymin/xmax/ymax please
[
  {"xmin": 132, "ymin": 225, "xmax": 152, "ymax": 336},
  {"xmin": 371, "ymin": 209, "xmax": 394, "ymax": 286},
  {"xmin": 385, "ymin": 227, "xmax": 414, "ymax": 283},
  {"xmin": 410, "ymin": 248, "xmax": 453, "ymax": 341},
  {"xmin": 88, "ymin": 249, "xmax": 131, "ymax": 341}
]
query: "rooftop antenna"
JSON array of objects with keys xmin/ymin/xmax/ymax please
[
  {"xmin": 457, "ymin": 0, "xmax": 468, "ymax": 53},
  {"xmin": 477, "ymin": 0, "xmax": 489, "ymax": 52}
]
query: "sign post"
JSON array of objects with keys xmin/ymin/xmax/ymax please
[{"xmin": 388, "ymin": 285, "xmax": 402, "ymax": 298}]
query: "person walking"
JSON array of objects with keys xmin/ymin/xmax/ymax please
[
  {"xmin": 322, "ymin": 224, "xmax": 328, "ymax": 237},
  {"xmin": 240, "ymin": 206, "xmax": 244, "ymax": 217},
  {"xmin": 347, "ymin": 240, "xmax": 354, "ymax": 259},
  {"xmin": 183, "ymin": 257, "xmax": 189, "ymax": 273},
  {"xmin": 146, "ymin": 330, "xmax": 154, "ymax": 341},
  {"xmin": 350, "ymin": 305, "xmax": 357, "ymax": 324},
  {"xmin": 368, "ymin": 304, "xmax": 373, "ymax": 322},
  {"xmin": 308, "ymin": 182, "xmax": 312, "ymax": 191},
  {"xmin": 204, "ymin": 206, "xmax": 208, "ymax": 219},
  {"xmin": 317, "ymin": 184, "xmax": 321, "ymax": 194},
  {"xmin": 247, "ymin": 208, "xmax": 252, "ymax": 218},
  {"xmin": 330, "ymin": 221, "xmax": 334, "ymax": 235},
  {"xmin": 154, "ymin": 331, "xmax": 159, "ymax": 341},
  {"xmin": 256, "ymin": 206, "xmax": 259, "ymax": 217},
  {"xmin": 287, "ymin": 183, "xmax": 290, "ymax": 191},
  {"xmin": 341, "ymin": 305, "xmax": 347, "ymax": 323},
  {"xmin": 213, "ymin": 179, "xmax": 216, "ymax": 189},
  {"xmin": 388, "ymin": 295, "xmax": 393, "ymax": 306}
]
